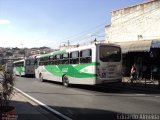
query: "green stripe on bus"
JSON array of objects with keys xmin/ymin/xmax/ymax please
[
  {"xmin": 74, "ymin": 62, "xmax": 96, "ymax": 71},
  {"xmin": 16, "ymin": 67, "xmax": 25, "ymax": 73},
  {"xmin": 44, "ymin": 63, "xmax": 96, "ymax": 78}
]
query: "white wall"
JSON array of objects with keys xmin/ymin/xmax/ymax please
[{"xmin": 105, "ymin": 0, "xmax": 160, "ymax": 43}]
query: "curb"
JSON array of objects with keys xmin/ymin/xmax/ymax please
[
  {"xmin": 13, "ymin": 87, "xmax": 72, "ymax": 120},
  {"xmin": 108, "ymin": 83, "xmax": 160, "ymax": 93}
]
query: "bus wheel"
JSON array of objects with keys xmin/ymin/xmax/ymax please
[
  {"xmin": 40, "ymin": 74, "xmax": 44, "ymax": 82},
  {"xmin": 62, "ymin": 75, "xmax": 69, "ymax": 87}
]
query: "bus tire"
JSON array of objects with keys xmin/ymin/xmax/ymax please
[
  {"xmin": 39, "ymin": 74, "xmax": 44, "ymax": 82},
  {"xmin": 62, "ymin": 75, "xmax": 69, "ymax": 87}
]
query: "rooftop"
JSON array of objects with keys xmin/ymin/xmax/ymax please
[{"xmin": 112, "ymin": 0, "xmax": 156, "ymax": 13}]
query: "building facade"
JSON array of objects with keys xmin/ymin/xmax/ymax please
[
  {"xmin": 105, "ymin": 0, "xmax": 160, "ymax": 42},
  {"xmin": 105, "ymin": 0, "xmax": 160, "ymax": 79}
]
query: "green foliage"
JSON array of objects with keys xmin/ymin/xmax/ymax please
[
  {"xmin": 0, "ymin": 64, "xmax": 3, "ymax": 71},
  {"xmin": 0, "ymin": 68, "xmax": 15, "ymax": 108}
]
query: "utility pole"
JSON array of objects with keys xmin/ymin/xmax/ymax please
[
  {"xmin": 24, "ymin": 48, "xmax": 25, "ymax": 59},
  {"xmin": 21, "ymin": 43, "xmax": 25, "ymax": 59},
  {"xmin": 68, "ymin": 40, "xmax": 70, "ymax": 48}
]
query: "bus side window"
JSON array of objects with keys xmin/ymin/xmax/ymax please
[
  {"xmin": 45, "ymin": 57, "xmax": 49, "ymax": 65},
  {"xmin": 55, "ymin": 54, "xmax": 61, "ymax": 65},
  {"xmin": 49, "ymin": 56, "xmax": 54, "ymax": 65},
  {"xmin": 80, "ymin": 49, "xmax": 92, "ymax": 64},
  {"xmin": 48, "ymin": 56, "xmax": 52, "ymax": 65},
  {"xmin": 43, "ymin": 57, "xmax": 46, "ymax": 65},
  {"xmin": 40, "ymin": 57, "xmax": 44, "ymax": 66},
  {"xmin": 70, "ymin": 51, "xmax": 79, "ymax": 64},
  {"xmin": 60, "ymin": 54, "xmax": 63, "ymax": 64},
  {"xmin": 20, "ymin": 62, "xmax": 23, "ymax": 67},
  {"xmin": 62, "ymin": 53, "xmax": 69, "ymax": 64},
  {"xmin": 48, "ymin": 56, "xmax": 50, "ymax": 65},
  {"xmin": 52, "ymin": 55, "xmax": 56, "ymax": 65}
]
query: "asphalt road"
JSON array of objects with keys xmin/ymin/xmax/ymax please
[{"xmin": 14, "ymin": 76, "xmax": 160, "ymax": 120}]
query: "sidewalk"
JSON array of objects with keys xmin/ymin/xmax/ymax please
[
  {"xmin": 10, "ymin": 91, "xmax": 61, "ymax": 120},
  {"xmin": 120, "ymin": 77, "xmax": 160, "ymax": 93},
  {"xmin": 123, "ymin": 77, "xmax": 160, "ymax": 85}
]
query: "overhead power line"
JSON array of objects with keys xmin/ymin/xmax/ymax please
[{"xmin": 44, "ymin": 22, "xmax": 107, "ymax": 47}]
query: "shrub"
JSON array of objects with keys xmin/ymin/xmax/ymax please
[{"xmin": 0, "ymin": 67, "xmax": 15, "ymax": 111}]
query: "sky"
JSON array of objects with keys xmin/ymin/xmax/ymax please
[{"xmin": 0, "ymin": 0, "xmax": 145, "ymax": 49}]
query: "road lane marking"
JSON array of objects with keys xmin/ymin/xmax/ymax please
[{"xmin": 14, "ymin": 87, "xmax": 72, "ymax": 120}]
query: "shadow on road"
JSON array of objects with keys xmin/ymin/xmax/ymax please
[
  {"xmin": 42, "ymin": 80, "xmax": 160, "ymax": 94},
  {"xmin": 49, "ymin": 105, "xmax": 123, "ymax": 120},
  {"xmin": 11, "ymin": 99, "xmax": 125, "ymax": 120},
  {"xmin": 16, "ymin": 76, "xmax": 160, "ymax": 94},
  {"xmin": 10, "ymin": 100, "xmax": 58, "ymax": 120}
]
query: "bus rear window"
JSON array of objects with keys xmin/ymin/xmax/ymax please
[{"xmin": 99, "ymin": 45, "xmax": 121, "ymax": 62}]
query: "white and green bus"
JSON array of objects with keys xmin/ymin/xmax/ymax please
[
  {"xmin": 35, "ymin": 43, "xmax": 122, "ymax": 86},
  {"xmin": 13, "ymin": 58, "xmax": 35, "ymax": 76}
]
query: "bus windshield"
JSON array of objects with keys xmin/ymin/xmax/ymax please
[{"xmin": 99, "ymin": 45, "xmax": 121, "ymax": 62}]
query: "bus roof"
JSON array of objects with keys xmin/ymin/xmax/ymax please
[
  {"xmin": 36, "ymin": 43, "xmax": 120, "ymax": 58},
  {"xmin": 65, "ymin": 43, "xmax": 120, "ymax": 52},
  {"xmin": 13, "ymin": 59, "xmax": 24, "ymax": 63},
  {"xmin": 38, "ymin": 50, "xmax": 65, "ymax": 58}
]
